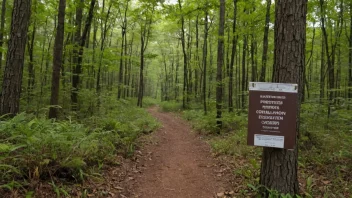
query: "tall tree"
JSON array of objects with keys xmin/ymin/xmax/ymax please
[
  {"xmin": 259, "ymin": 0, "xmax": 271, "ymax": 82},
  {"xmin": 118, "ymin": 0, "xmax": 129, "ymax": 99},
  {"xmin": 137, "ymin": 1, "xmax": 154, "ymax": 107},
  {"xmin": 260, "ymin": 0, "xmax": 307, "ymax": 195},
  {"xmin": 0, "ymin": 0, "xmax": 6, "ymax": 71},
  {"xmin": 27, "ymin": 0, "xmax": 38, "ymax": 106},
  {"xmin": 0, "ymin": 0, "xmax": 32, "ymax": 116},
  {"xmin": 71, "ymin": 0, "xmax": 96, "ymax": 110},
  {"xmin": 349, "ymin": 2, "xmax": 352, "ymax": 101},
  {"xmin": 228, "ymin": 0, "xmax": 237, "ymax": 112},
  {"xmin": 178, "ymin": 0, "xmax": 188, "ymax": 109},
  {"xmin": 202, "ymin": 8, "xmax": 209, "ymax": 114},
  {"xmin": 216, "ymin": 0, "xmax": 225, "ymax": 130},
  {"xmin": 49, "ymin": 0, "xmax": 66, "ymax": 119}
]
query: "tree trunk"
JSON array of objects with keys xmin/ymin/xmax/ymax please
[
  {"xmin": 178, "ymin": 0, "xmax": 188, "ymax": 109},
  {"xmin": 216, "ymin": 0, "xmax": 225, "ymax": 130},
  {"xmin": 349, "ymin": 2, "xmax": 352, "ymax": 102},
  {"xmin": 137, "ymin": 8, "xmax": 153, "ymax": 107},
  {"xmin": 250, "ymin": 35, "xmax": 257, "ymax": 82},
  {"xmin": 259, "ymin": 0, "xmax": 271, "ymax": 82},
  {"xmin": 49, "ymin": 0, "xmax": 66, "ymax": 119},
  {"xmin": 320, "ymin": 34, "xmax": 325, "ymax": 102},
  {"xmin": 260, "ymin": 0, "xmax": 307, "ymax": 195},
  {"xmin": 27, "ymin": 0, "xmax": 38, "ymax": 108},
  {"xmin": 118, "ymin": 1, "xmax": 129, "ymax": 99},
  {"xmin": 0, "ymin": 0, "xmax": 32, "ymax": 116},
  {"xmin": 71, "ymin": 0, "xmax": 83, "ymax": 110},
  {"xmin": 27, "ymin": 16, "xmax": 36, "ymax": 107},
  {"xmin": 0, "ymin": 0, "xmax": 6, "ymax": 72},
  {"xmin": 97, "ymin": 0, "xmax": 112, "ymax": 96},
  {"xmin": 71, "ymin": 0, "xmax": 96, "ymax": 110},
  {"xmin": 241, "ymin": 35, "xmax": 247, "ymax": 109},
  {"xmin": 228, "ymin": 0, "xmax": 237, "ymax": 112},
  {"xmin": 202, "ymin": 9, "xmax": 209, "ymax": 114}
]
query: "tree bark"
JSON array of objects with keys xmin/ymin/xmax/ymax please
[
  {"xmin": 49, "ymin": 0, "xmax": 66, "ymax": 119},
  {"xmin": 27, "ymin": 0, "xmax": 38, "ymax": 107},
  {"xmin": 202, "ymin": 9, "xmax": 209, "ymax": 114},
  {"xmin": 71, "ymin": 0, "xmax": 96, "ymax": 110},
  {"xmin": 260, "ymin": 0, "xmax": 307, "ymax": 195},
  {"xmin": 259, "ymin": 0, "xmax": 271, "ymax": 82},
  {"xmin": 0, "ymin": 0, "xmax": 32, "ymax": 116},
  {"xmin": 349, "ymin": 2, "xmax": 352, "ymax": 101},
  {"xmin": 137, "ymin": 6, "xmax": 153, "ymax": 107},
  {"xmin": 0, "ymin": 0, "xmax": 6, "ymax": 72},
  {"xmin": 228, "ymin": 0, "xmax": 237, "ymax": 112},
  {"xmin": 118, "ymin": 1, "xmax": 129, "ymax": 99},
  {"xmin": 216, "ymin": 0, "xmax": 225, "ymax": 130},
  {"xmin": 178, "ymin": 0, "xmax": 188, "ymax": 109},
  {"xmin": 241, "ymin": 35, "xmax": 247, "ymax": 109}
]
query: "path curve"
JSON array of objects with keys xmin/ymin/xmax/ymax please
[{"xmin": 131, "ymin": 106, "xmax": 228, "ymax": 198}]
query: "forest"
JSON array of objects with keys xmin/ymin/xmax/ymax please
[{"xmin": 0, "ymin": 0, "xmax": 351, "ymax": 197}]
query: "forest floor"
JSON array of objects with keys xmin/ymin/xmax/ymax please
[{"xmin": 120, "ymin": 106, "xmax": 234, "ymax": 198}]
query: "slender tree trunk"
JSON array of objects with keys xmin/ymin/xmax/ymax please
[
  {"xmin": 349, "ymin": 2, "xmax": 352, "ymax": 102},
  {"xmin": 0, "ymin": 0, "xmax": 32, "ymax": 116},
  {"xmin": 49, "ymin": 0, "xmax": 66, "ymax": 119},
  {"xmin": 250, "ymin": 35, "xmax": 257, "ymax": 82},
  {"xmin": 202, "ymin": 9, "xmax": 209, "ymax": 114},
  {"xmin": 137, "ymin": 10, "xmax": 153, "ymax": 107},
  {"xmin": 27, "ymin": 14, "xmax": 36, "ymax": 107},
  {"xmin": 118, "ymin": 1, "xmax": 129, "ymax": 99},
  {"xmin": 71, "ymin": 0, "xmax": 96, "ymax": 110},
  {"xmin": 320, "ymin": 0, "xmax": 334, "ymax": 116},
  {"xmin": 216, "ymin": 0, "xmax": 225, "ymax": 130},
  {"xmin": 195, "ymin": 15, "xmax": 199, "ymax": 99},
  {"xmin": 178, "ymin": 0, "xmax": 188, "ymax": 109},
  {"xmin": 137, "ymin": 34, "xmax": 144, "ymax": 107},
  {"xmin": 260, "ymin": 0, "xmax": 307, "ymax": 195},
  {"xmin": 97, "ymin": 0, "xmax": 111, "ymax": 96},
  {"xmin": 0, "ymin": 0, "xmax": 6, "ymax": 72},
  {"xmin": 229, "ymin": 0, "xmax": 237, "ymax": 112},
  {"xmin": 260, "ymin": 0, "xmax": 271, "ymax": 82},
  {"xmin": 320, "ymin": 34, "xmax": 325, "ymax": 102},
  {"xmin": 71, "ymin": 0, "xmax": 83, "ymax": 110},
  {"xmin": 241, "ymin": 35, "xmax": 247, "ymax": 109},
  {"xmin": 304, "ymin": 24, "xmax": 315, "ymax": 101}
]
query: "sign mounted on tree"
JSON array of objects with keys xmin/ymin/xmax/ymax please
[{"xmin": 247, "ymin": 82, "xmax": 298, "ymax": 149}]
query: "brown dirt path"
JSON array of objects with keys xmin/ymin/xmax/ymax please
[{"xmin": 129, "ymin": 106, "xmax": 231, "ymax": 198}]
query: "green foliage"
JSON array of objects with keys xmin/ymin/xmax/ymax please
[
  {"xmin": 182, "ymin": 109, "xmax": 247, "ymax": 135},
  {"xmin": 0, "ymin": 97, "xmax": 160, "ymax": 192},
  {"xmin": 160, "ymin": 101, "xmax": 183, "ymax": 112},
  {"xmin": 182, "ymin": 103, "xmax": 352, "ymax": 197}
]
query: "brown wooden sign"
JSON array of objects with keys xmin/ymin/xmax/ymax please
[{"xmin": 247, "ymin": 82, "xmax": 298, "ymax": 149}]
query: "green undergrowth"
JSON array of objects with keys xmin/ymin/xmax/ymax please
[
  {"xmin": 161, "ymin": 101, "xmax": 352, "ymax": 197},
  {"xmin": 0, "ymin": 97, "xmax": 160, "ymax": 195},
  {"xmin": 160, "ymin": 100, "xmax": 183, "ymax": 112}
]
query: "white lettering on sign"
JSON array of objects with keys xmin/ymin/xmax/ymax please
[
  {"xmin": 260, "ymin": 100, "xmax": 283, "ymax": 105},
  {"xmin": 261, "ymin": 121, "xmax": 280, "ymax": 125},
  {"xmin": 254, "ymin": 134, "xmax": 284, "ymax": 148},
  {"xmin": 258, "ymin": 115, "xmax": 284, "ymax": 120},
  {"xmin": 262, "ymin": 105, "xmax": 280, "ymax": 110},
  {"xmin": 256, "ymin": 110, "xmax": 286, "ymax": 116},
  {"xmin": 260, "ymin": 95, "xmax": 286, "ymax": 99}
]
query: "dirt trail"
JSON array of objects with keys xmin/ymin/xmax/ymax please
[{"xmin": 130, "ymin": 106, "xmax": 230, "ymax": 198}]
